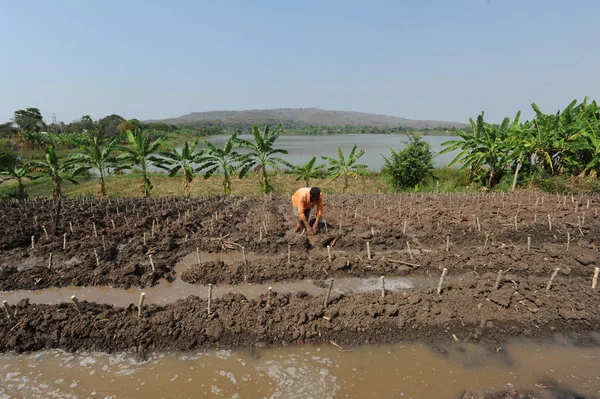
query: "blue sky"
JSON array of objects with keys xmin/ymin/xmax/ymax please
[{"xmin": 1, "ymin": 0, "xmax": 598, "ymax": 124}]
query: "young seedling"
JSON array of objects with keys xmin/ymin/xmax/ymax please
[
  {"xmin": 71, "ymin": 295, "xmax": 81, "ymax": 314},
  {"xmin": 437, "ymin": 268, "xmax": 448, "ymax": 295},
  {"xmin": 207, "ymin": 284, "xmax": 213, "ymax": 315},
  {"xmin": 545, "ymin": 268, "xmax": 560, "ymax": 293},
  {"xmin": 138, "ymin": 292, "xmax": 146, "ymax": 317},
  {"xmin": 323, "ymin": 279, "xmax": 334, "ymax": 309}
]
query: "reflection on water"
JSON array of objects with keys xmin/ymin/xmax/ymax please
[{"xmin": 1, "ymin": 336, "xmax": 599, "ymax": 398}]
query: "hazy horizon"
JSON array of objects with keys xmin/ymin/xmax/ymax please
[{"xmin": 1, "ymin": 0, "xmax": 598, "ymax": 125}]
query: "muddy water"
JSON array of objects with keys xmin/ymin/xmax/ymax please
[
  {"xmin": 1, "ymin": 336, "xmax": 600, "ymax": 398},
  {"xmin": 0, "ymin": 251, "xmax": 440, "ymax": 307}
]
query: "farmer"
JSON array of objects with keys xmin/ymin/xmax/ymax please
[{"xmin": 292, "ymin": 187, "xmax": 323, "ymax": 236}]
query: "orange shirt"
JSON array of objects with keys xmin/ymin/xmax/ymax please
[{"xmin": 292, "ymin": 188, "xmax": 323, "ymax": 220}]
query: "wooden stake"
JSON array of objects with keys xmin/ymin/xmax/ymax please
[
  {"xmin": 63, "ymin": 233, "xmax": 67, "ymax": 250},
  {"xmin": 545, "ymin": 268, "xmax": 560, "ymax": 293},
  {"xmin": 267, "ymin": 286, "xmax": 272, "ymax": 307},
  {"xmin": 48, "ymin": 252, "xmax": 53, "ymax": 270},
  {"xmin": 380, "ymin": 276, "xmax": 385, "ymax": 298},
  {"xmin": 207, "ymin": 284, "xmax": 213, "ymax": 315},
  {"xmin": 566, "ymin": 232, "xmax": 571, "ymax": 251},
  {"xmin": 406, "ymin": 242, "xmax": 413, "ymax": 260},
  {"xmin": 366, "ymin": 242, "xmax": 372, "ymax": 260},
  {"xmin": 527, "ymin": 236, "xmax": 531, "ymax": 252},
  {"xmin": 514, "ymin": 215, "xmax": 518, "ymax": 231},
  {"xmin": 287, "ymin": 244, "xmax": 291, "ymax": 264},
  {"xmin": 324, "ymin": 279, "xmax": 334, "ymax": 308},
  {"xmin": 494, "ymin": 270, "xmax": 503, "ymax": 290},
  {"xmin": 327, "ymin": 245, "xmax": 332, "ymax": 263},
  {"xmin": 111, "ymin": 219, "xmax": 116, "ymax": 229},
  {"xmin": 3, "ymin": 301, "xmax": 12, "ymax": 321},
  {"xmin": 547, "ymin": 214, "xmax": 552, "ymax": 231},
  {"xmin": 446, "ymin": 236, "xmax": 450, "ymax": 252},
  {"xmin": 437, "ymin": 268, "xmax": 448, "ymax": 295},
  {"xmin": 102, "ymin": 235, "xmax": 106, "ymax": 252},
  {"xmin": 71, "ymin": 295, "xmax": 81, "ymax": 314},
  {"xmin": 94, "ymin": 249, "xmax": 100, "ymax": 267},
  {"xmin": 69, "ymin": 222, "xmax": 74, "ymax": 233},
  {"xmin": 149, "ymin": 254, "xmax": 155, "ymax": 272},
  {"xmin": 484, "ymin": 232, "xmax": 489, "ymax": 249},
  {"xmin": 476, "ymin": 217, "xmax": 481, "ymax": 232},
  {"xmin": 242, "ymin": 246, "xmax": 247, "ymax": 265},
  {"xmin": 42, "ymin": 225, "xmax": 49, "ymax": 238},
  {"xmin": 138, "ymin": 292, "xmax": 146, "ymax": 317},
  {"xmin": 592, "ymin": 267, "xmax": 599, "ymax": 289},
  {"xmin": 93, "ymin": 222, "xmax": 98, "ymax": 237},
  {"xmin": 403, "ymin": 220, "xmax": 407, "ymax": 234}
]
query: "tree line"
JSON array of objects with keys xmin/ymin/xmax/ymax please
[{"xmin": 441, "ymin": 97, "xmax": 600, "ymax": 188}]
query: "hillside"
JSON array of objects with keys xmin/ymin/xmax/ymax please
[{"xmin": 148, "ymin": 108, "xmax": 465, "ymax": 130}]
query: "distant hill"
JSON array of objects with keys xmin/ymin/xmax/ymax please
[{"xmin": 148, "ymin": 108, "xmax": 465, "ymax": 130}]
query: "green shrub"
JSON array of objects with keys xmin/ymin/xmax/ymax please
[{"xmin": 382, "ymin": 135, "xmax": 434, "ymax": 191}]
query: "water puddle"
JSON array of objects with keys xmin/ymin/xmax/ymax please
[{"xmin": 1, "ymin": 335, "xmax": 599, "ymax": 398}]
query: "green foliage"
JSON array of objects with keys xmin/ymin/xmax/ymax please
[
  {"xmin": 29, "ymin": 146, "xmax": 79, "ymax": 199},
  {"xmin": 322, "ymin": 145, "xmax": 369, "ymax": 193},
  {"xmin": 236, "ymin": 124, "xmax": 292, "ymax": 193},
  {"xmin": 382, "ymin": 135, "xmax": 434, "ymax": 191},
  {"xmin": 197, "ymin": 133, "xmax": 244, "ymax": 195},
  {"xmin": 0, "ymin": 139, "xmax": 18, "ymax": 170},
  {"xmin": 66, "ymin": 136, "xmax": 118, "ymax": 197},
  {"xmin": 159, "ymin": 136, "xmax": 206, "ymax": 197},
  {"xmin": 0, "ymin": 162, "xmax": 39, "ymax": 198},
  {"xmin": 289, "ymin": 156, "xmax": 325, "ymax": 186},
  {"xmin": 13, "ymin": 108, "xmax": 45, "ymax": 132},
  {"xmin": 116, "ymin": 128, "xmax": 165, "ymax": 197}
]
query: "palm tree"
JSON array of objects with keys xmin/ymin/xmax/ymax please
[
  {"xmin": 290, "ymin": 156, "xmax": 325, "ymax": 186},
  {"xmin": 197, "ymin": 133, "xmax": 243, "ymax": 195},
  {"xmin": 66, "ymin": 136, "xmax": 118, "ymax": 197},
  {"xmin": 159, "ymin": 136, "xmax": 206, "ymax": 197},
  {"xmin": 321, "ymin": 145, "xmax": 369, "ymax": 193},
  {"xmin": 116, "ymin": 128, "xmax": 165, "ymax": 197},
  {"xmin": 236, "ymin": 124, "xmax": 292, "ymax": 193},
  {"xmin": 0, "ymin": 162, "xmax": 38, "ymax": 198}
]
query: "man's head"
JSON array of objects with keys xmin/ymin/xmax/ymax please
[{"xmin": 309, "ymin": 187, "xmax": 321, "ymax": 202}]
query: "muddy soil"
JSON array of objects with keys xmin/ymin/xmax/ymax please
[
  {"xmin": 1, "ymin": 192, "xmax": 599, "ymax": 290},
  {"xmin": 1, "ymin": 272, "xmax": 599, "ymax": 354},
  {"xmin": 1, "ymin": 192, "xmax": 600, "ymax": 356}
]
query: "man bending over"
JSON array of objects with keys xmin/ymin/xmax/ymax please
[{"xmin": 291, "ymin": 187, "xmax": 323, "ymax": 236}]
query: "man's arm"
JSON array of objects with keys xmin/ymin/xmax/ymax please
[
  {"xmin": 298, "ymin": 203, "xmax": 313, "ymax": 235},
  {"xmin": 313, "ymin": 197, "xmax": 323, "ymax": 233}
]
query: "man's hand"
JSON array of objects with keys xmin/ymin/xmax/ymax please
[
  {"xmin": 305, "ymin": 227, "xmax": 314, "ymax": 236},
  {"xmin": 312, "ymin": 225, "xmax": 319, "ymax": 235}
]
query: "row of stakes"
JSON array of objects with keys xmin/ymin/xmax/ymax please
[{"xmin": 5, "ymin": 266, "xmax": 598, "ymax": 322}]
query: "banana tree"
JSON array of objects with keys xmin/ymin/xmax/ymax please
[
  {"xmin": 441, "ymin": 112, "xmax": 516, "ymax": 187},
  {"xmin": 116, "ymin": 128, "xmax": 165, "ymax": 197},
  {"xmin": 159, "ymin": 136, "xmax": 206, "ymax": 197},
  {"xmin": 236, "ymin": 124, "xmax": 292, "ymax": 193},
  {"xmin": 29, "ymin": 146, "xmax": 80, "ymax": 233},
  {"xmin": 290, "ymin": 156, "xmax": 325, "ymax": 186},
  {"xmin": 321, "ymin": 145, "xmax": 369, "ymax": 193},
  {"xmin": 197, "ymin": 133, "xmax": 244, "ymax": 195},
  {"xmin": 0, "ymin": 162, "xmax": 39, "ymax": 198},
  {"xmin": 66, "ymin": 136, "xmax": 118, "ymax": 197}
]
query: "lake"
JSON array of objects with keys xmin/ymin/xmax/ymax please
[{"xmin": 194, "ymin": 133, "xmax": 459, "ymax": 171}]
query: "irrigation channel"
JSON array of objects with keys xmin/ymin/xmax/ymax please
[{"xmin": 1, "ymin": 335, "xmax": 600, "ymax": 398}]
